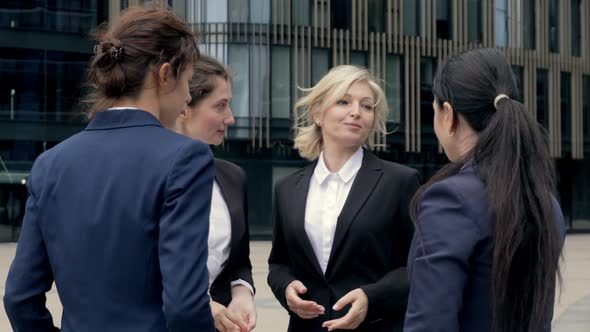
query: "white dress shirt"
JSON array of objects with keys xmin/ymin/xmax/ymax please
[
  {"xmin": 207, "ymin": 180, "xmax": 254, "ymax": 295},
  {"xmin": 207, "ymin": 181, "xmax": 232, "ymax": 287},
  {"xmin": 304, "ymin": 147, "xmax": 364, "ymax": 274}
]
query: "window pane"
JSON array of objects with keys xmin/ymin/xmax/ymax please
[
  {"xmin": 368, "ymin": 0, "xmax": 386, "ymax": 33},
  {"xmin": 571, "ymin": 0, "xmax": 581, "ymax": 56},
  {"xmin": 403, "ymin": 0, "xmax": 420, "ymax": 36},
  {"xmin": 561, "ymin": 72, "xmax": 571, "ymax": 153},
  {"xmin": 436, "ymin": 0, "xmax": 452, "ymax": 40},
  {"xmin": 332, "ymin": 0, "xmax": 352, "ymax": 30},
  {"xmin": 271, "ymin": 46, "xmax": 291, "ymax": 119},
  {"xmin": 350, "ymin": 51, "xmax": 367, "ymax": 67},
  {"xmin": 292, "ymin": 0, "xmax": 311, "ymax": 26},
  {"xmin": 420, "ymin": 57, "xmax": 436, "ymax": 151},
  {"xmin": 495, "ymin": 0, "xmax": 509, "ymax": 47},
  {"xmin": 536, "ymin": 69, "xmax": 549, "ymax": 129},
  {"xmin": 386, "ymin": 55, "xmax": 403, "ymax": 123},
  {"xmin": 229, "ymin": 44, "xmax": 249, "ymax": 119},
  {"xmin": 467, "ymin": 0, "xmax": 483, "ymax": 43},
  {"xmin": 229, "ymin": 0, "xmax": 248, "ymax": 22},
  {"xmin": 250, "ymin": 0, "xmax": 270, "ymax": 23},
  {"xmin": 523, "ymin": 0, "xmax": 535, "ymax": 49},
  {"xmin": 312, "ymin": 49, "xmax": 329, "ymax": 85},
  {"xmin": 512, "ymin": 65, "xmax": 524, "ymax": 102},
  {"xmin": 549, "ymin": 0, "xmax": 559, "ymax": 52},
  {"xmin": 583, "ymin": 76, "xmax": 590, "ymax": 141},
  {"xmin": 252, "ymin": 46, "xmax": 269, "ymax": 117}
]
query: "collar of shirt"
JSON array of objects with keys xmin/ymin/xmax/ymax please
[{"xmin": 313, "ymin": 147, "xmax": 364, "ymax": 185}]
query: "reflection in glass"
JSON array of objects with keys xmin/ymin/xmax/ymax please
[
  {"xmin": 271, "ymin": 47, "xmax": 291, "ymax": 119},
  {"xmin": 386, "ymin": 55, "xmax": 403, "ymax": 123},
  {"xmin": 228, "ymin": 44, "xmax": 250, "ymax": 118}
]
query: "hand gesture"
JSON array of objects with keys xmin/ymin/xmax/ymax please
[
  {"xmin": 322, "ymin": 288, "xmax": 368, "ymax": 331},
  {"xmin": 285, "ymin": 280, "xmax": 325, "ymax": 319}
]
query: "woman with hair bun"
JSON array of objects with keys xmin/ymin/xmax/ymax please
[{"xmin": 4, "ymin": 6, "xmax": 215, "ymax": 332}]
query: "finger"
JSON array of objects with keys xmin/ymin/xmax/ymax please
[
  {"xmin": 322, "ymin": 315, "xmax": 354, "ymax": 331},
  {"xmin": 225, "ymin": 310, "xmax": 248, "ymax": 331},
  {"xmin": 291, "ymin": 280, "xmax": 307, "ymax": 294},
  {"xmin": 297, "ymin": 310, "xmax": 322, "ymax": 319},
  {"xmin": 219, "ymin": 313, "xmax": 240, "ymax": 332},
  {"xmin": 333, "ymin": 290, "xmax": 357, "ymax": 311}
]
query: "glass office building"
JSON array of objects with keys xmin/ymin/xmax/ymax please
[{"xmin": 1, "ymin": 0, "xmax": 590, "ymax": 241}]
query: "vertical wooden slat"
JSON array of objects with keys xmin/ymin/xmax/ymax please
[
  {"xmin": 364, "ymin": 0, "xmax": 369, "ymax": 51},
  {"xmin": 339, "ymin": 29, "xmax": 344, "ymax": 65},
  {"xmin": 404, "ymin": 36, "xmax": 410, "ymax": 151},
  {"xmin": 273, "ymin": 0, "xmax": 277, "ymax": 44},
  {"xmin": 416, "ymin": 37, "xmax": 421, "ymax": 152},
  {"xmin": 320, "ymin": 0, "xmax": 325, "ymax": 47},
  {"xmin": 313, "ymin": 0, "xmax": 318, "ymax": 46},
  {"xmin": 352, "ymin": 0, "xmax": 357, "ymax": 50},
  {"xmin": 346, "ymin": 30, "xmax": 351, "ymax": 64},
  {"xmin": 266, "ymin": 26, "xmax": 270, "ymax": 147},
  {"xmin": 421, "ymin": 0, "xmax": 426, "ymax": 54},
  {"xmin": 388, "ymin": 0, "xmax": 393, "ymax": 52},
  {"xmin": 287, "ymin": 0, "xmax": 292, "ymax": 45}
]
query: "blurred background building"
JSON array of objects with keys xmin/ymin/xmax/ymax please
[{"xmin": 1, "ymin": 0, "xmax": 589, "ymax": 241}]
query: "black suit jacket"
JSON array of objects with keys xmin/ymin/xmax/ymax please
[
  {"xmin": 209, "ymin": 158, "xmax": 255, "ymax": 306},
  {"xmin": 267, "ymin": 151, "xmax": 421, "ymax": 332}
]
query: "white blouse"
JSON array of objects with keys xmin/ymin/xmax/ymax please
[{"xmin": 304, "ymin": 147, "xmax": 363, "ymax": 274}]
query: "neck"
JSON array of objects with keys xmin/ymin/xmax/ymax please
[
  {"xmin": 454, "ymin": 130, "xmax": 478, "ymax": 160},
  {"xmin": 322, "ymin": 143, "xmax": 360, "ymax": 173},
  {"xmin": 111, "ymin": 91, "xmax": 160, "ymax": 121}
]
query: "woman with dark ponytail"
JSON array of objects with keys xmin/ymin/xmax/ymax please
[{"xmin": 403, "ymin": 48, "xmax": 565, "ymax": 332}]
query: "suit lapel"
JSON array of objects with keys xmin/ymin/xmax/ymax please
[
  {"xmin": 214, "ymin": 160, "xmax": 244, "ymax": 264},
  {"xmin": 326, "ymin": 152, "xmax": 383, "ymax": 275},
  {"xmin": 291, "ymin": 163, "xmax": 325, "ymax": 278}
]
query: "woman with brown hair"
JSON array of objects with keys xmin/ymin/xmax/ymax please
[
  {"xmin": 173, "ymin": 54, "xmax": 256, "ymax": 332},
  {"xmin": 4, "ymin": 7, "xmax": 215, "ymax": 332}
]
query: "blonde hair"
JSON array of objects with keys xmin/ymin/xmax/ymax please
[{"xmin": 293, "ymin": 65, "xmax": 389, "ymax": 160}]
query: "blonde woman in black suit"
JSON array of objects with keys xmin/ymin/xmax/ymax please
[
  {"xmin": 267, "ymin": 65, "xmax": 421, "ymax": 332},
  {"xmin": 172, "ymin": 55, "xmax": 256, "ymax": 332}
]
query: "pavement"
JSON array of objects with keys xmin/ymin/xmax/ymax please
[{"xmin": 1, "ymin": 235, "xmax": 589, "ymax": 332}]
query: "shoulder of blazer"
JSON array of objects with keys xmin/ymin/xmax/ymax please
[
  {"xmin": 379, "ymin": 158, "xmax": 420, "ymax": 179},
  {"xmin": 215, "ymin": 158, "xmax": 246, "ymax": 185},
  {"xmin": 274, "ymin": 161, "xmax": 316, "ymax": 192}
]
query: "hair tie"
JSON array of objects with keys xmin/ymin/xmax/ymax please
[
  {"xmin": 494, "ymin": 94, "xmax": 510, "ymax": 109},
  {"xmin": 109, "ymin": 46, "xmax": 125, "ymax": 61}
]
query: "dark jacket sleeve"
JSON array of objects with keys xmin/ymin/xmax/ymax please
[
  {"xmin": 231, "ymin": 168, "xmax": 255, "ymax": 291},
  {"xmin": 267, "ymin": 182, "xmax": 297, "ymax": 311},
  {"xmin": 360, "ymin": 170, "xmax": 421, "ymax": 320},
  {"xmin": 159, "ymin": 140, "xmax": 215, "ymax": 332},
  {"xmin": 403, "ymin": 181, "xmax": 481, "ymax": 332},
  {"xmin": 3, "ymin": 155, "xmax": 60, "ymax": 332}
]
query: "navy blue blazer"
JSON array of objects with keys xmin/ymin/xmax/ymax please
[
  {"xmin": 3, "ymin": 109, "xmax": 215, "ymax": 332},
  {"xmin": 404, "ymin": 163, "xmax": 565, "ymax": 332}
]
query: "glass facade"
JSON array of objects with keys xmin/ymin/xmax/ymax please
[{"xmin": 0, "ymin": 1, "xmax": 106, "ymax": 240}]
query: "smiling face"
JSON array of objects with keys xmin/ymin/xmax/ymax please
[
  {"xmin": 315, "ymin": 80, "xmax": 376, "ymax": 150},
  {"xmin": 176, "ymin": 76, "xmax": 234, "ymax": 145}
]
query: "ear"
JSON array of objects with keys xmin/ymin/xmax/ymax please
[
  {"xmin": 178, "ymin": 106, "xmax": 190, "ymax": 120},
  {"xmin": 312, "ymin": 108, "xmax": 322, "ymax": 126},
  {"xmin": 157, "ymin": 63, "xmax": 173, "ymax": 87},
  {"xmin": 442, "ymin": 101, "xmax": 456, "ymax": 133}
]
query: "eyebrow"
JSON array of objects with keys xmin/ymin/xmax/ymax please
[{"xmin": 342, "ymin": 93, "xmax": 374, "ymax": 102}]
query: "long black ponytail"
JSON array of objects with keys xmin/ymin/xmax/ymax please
[{"xmin": 411, "ymin": 48, "xmax": 562, "ymax": 332}]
